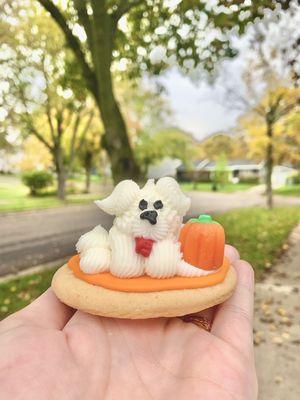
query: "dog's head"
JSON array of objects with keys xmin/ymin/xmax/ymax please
[{"xmin": 95, "ymin": 177, "xmax": 191, "ymax": 240}]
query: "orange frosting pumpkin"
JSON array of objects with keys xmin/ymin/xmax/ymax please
[{"xmin": 179, "ymin": 214, "xmax": 225, "ymax": 270}]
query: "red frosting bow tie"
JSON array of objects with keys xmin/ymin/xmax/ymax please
[{"xmin": 135, "ymin": 237, "xmax": 155, "ymax": 257}]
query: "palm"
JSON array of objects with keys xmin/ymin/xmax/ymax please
[{"xmin": 0, "ymin": 247, "xmax": 257, "ymax": 400}]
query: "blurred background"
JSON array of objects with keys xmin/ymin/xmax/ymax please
[{"xmin": 0, "ymin": 1, "xmax": 299, "ymax": 398}]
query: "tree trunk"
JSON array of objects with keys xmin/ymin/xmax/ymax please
[
  {"xmin": 53, "ymin": 146, "xmax": 66, "ymax": 200},
  {"xmin": 38, "ymin": 0, "xmax": 142, "ymax": 184},
  {"xmin": 84, "ymin": 167, "xmax": 91, "ymax": 193},
  {"xmin": 57, "ymin": 170, "xmax": 66, "ymax": 200},
  {"xmin": 99, "ymin": 95, "xmax": 142, "ymax": 183},
  {"xmin": 265, "ymin": 122, "xmax": 274, "ymax": 209},
  {"xmin": 90, "ymin": 3, "xmax": 142, "ymax": 183}
]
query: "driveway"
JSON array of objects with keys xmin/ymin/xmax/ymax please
[{"xmin": 0, "ymin": 190, "xmax": 299, "ymax": 275}]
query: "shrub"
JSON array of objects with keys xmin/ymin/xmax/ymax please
[
  {"xmin": 238, "ymin": 176, "xmax": 259, "ymax": 184},
  {"xmin": 292, "ymin": 173, "xmax": 300, "ymax": 185},
  {"xmin": 22, "ymin": 170, "xmax": 53, "ymax": 196}
]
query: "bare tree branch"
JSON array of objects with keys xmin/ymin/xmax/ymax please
[
  {"xmin": 22, "ymin": 115, "xmax": 53, "ymax": 151},
  {"xmin": 73, "ymin": 0, "xmax": 93, "ymax": 50},
  {"xmin": 113, "ymin": 0, "xmax": 143, "ymax": 22},
  {"xmin": 78, "ymin": 110, "xmax": 95, "ymax": 149}
]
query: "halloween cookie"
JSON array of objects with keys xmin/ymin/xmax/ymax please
[{"xmin": 52, "ymin": 177, "xmax": 237, "ymax": 318}]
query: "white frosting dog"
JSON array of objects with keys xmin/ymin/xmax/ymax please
[{"xmin": 76, "ymin": 177, "xmax": 212, "ymax": 278}]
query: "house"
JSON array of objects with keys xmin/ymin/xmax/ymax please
[
  {"xmin": 177, "ymin": 159, "xmax": 298, "ymax": 187},
  {"xmin": 198, "ymin": 159, "xmax": 263, "ymax": 183},
  {"xmin": 147, "ymin": 158, "xmax": 182, "ymax": 179}
]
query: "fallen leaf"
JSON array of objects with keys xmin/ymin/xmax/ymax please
[
  {"xmin": 277, "ymin": 308, "xmax": 287, "ymax": 317},
  {"xmin": 274, "ymin": 376, "xmax": 283, "ymax": 384},
  {"xmin": 282, "ymin": 332, "xmax": 290, "ymax": 340},
  {"xmin": 269, "ymin": 324, "xmax": 277, "ymax": 332},
  {"xmin": 279, "ymin": 317, "xmax": 292, "ymax": 327},
  {"xmin": 272, "ymin": 336, "xmax": 283, "ymax": 345}
]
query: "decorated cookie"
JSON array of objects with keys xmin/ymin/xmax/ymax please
[{"xmin": 52, "ymin": 177, "xmax": 237, "ymax": 318}]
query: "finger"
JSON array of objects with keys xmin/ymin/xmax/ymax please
[
  {"xmin": 211, "ymin": 259, "xmax": 255, "ymax": 356},
  {"xmin": 63, "ymin": 310, "xmax": 106, "ymax": 341},
  {"xmin": 12, "ymin": 289, "xmax": 75, "ymax": 330},
  {"xmin": 181, "ymin": 246, "xmax": 240, "ymax": 330},
  {"xmin": 63, "ymin": 311, "xmax": 107, "ymax": 356},
  {"xmin": 64, "ymin": 310, "xmax": 103, "ymax": 332},
  {"xmin": 225, "ymin": 244, "xmax": 240, "ymax": 263}
]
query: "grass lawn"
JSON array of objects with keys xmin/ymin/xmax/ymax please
[
  {"xmin": 0, "ymin": 179, "xmax": 99, "ymax": 213},
  {"xmin": 215, "ymin": 206, "xmax": 300, "ymax": 277},
  {"xmin": 0, "ymin": 267, "xmax": 57, "ymax": 320},
  {"xmin": 180, "ymin": 182, "xmax": 255, "ymax": 193},
  {"xmin": 274, "ymin": 184, "xmax": 300, "ymax": 197},
  {"xmin": 1, "ymin": 206, "xmax": 299, "ymax": 320}
]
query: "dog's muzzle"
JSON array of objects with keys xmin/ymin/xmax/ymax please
[{"xmin": 140, "ymin": 210, "xmax": 158, "ymax": 225}]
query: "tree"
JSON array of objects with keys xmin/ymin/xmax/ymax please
[
  {"xmin": 281, "ymin": 110, "xmax": 300, "ymax": 169},
  {"xmin": 0, "ymin": 6, "xmax": 97, "ymax": 199},
  {"xmin": 196, "ymin": 133, "xmax": 249, "ymax": 161},
  {"xmin": 221, "ymin": 3, "xmax": 300, "ymax": 208},
  {"xmin": 242, "ymin": 95, "xmax": 300, "ymax": 167},
  {"xmin": 36, "ymin": 0, "xmax": 285, "ymax": 182},
  {"xmin": 18, "ymin": 136, "xmax": 52, "ymax": 172},
  {"xmin": 239, "ymin": 86, "xmax": 300, "ymax": 208},
  {"xmin": 135, "ymin": 128, "xmax": 196, "ymax": 175},
  {"xmin": 213, "ymin": 153, "xmax": 229, "ymax": 191},
  {"xmin": 76, "ymin": 118, "xmax": 103, "ymax": 193}
]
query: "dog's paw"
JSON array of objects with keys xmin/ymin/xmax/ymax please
[
  {"xmin": 76, "ymin": 225, "xmax": 109, "ymax": 253},
  {"xmin": 145, "ymin": 240, "xmax": 181, "ymax": 278},
  {"xmin": 177, "ymin": 260, "xmax": 214, "ymax": 277},
  {"xmin": 79, "ymin": 248, "xmax": 110, "ymax": 274}
]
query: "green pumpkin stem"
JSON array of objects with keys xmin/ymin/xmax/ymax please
[{"xmin": 188, "ymin": 214, "xmax": 218, "ymax": 224}]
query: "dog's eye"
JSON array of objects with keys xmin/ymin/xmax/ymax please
[
  {"xmin": 153, "ymin": 200, "xmax": 163, "ymax": 210},
  {"xmin": 139, "ymin": 199, "xmax": 148, "ymax": 210}
]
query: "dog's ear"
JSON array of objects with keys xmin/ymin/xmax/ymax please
[
  {"xmin": 95, "ymin": 180, "xmax": 140, "ymax": 216},
  {"xmin": 156, "ymin": 177, "xmax": 191, "ymax": 215}
]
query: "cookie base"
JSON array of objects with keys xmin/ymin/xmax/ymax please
[{"xmin": 52, "ymin": 265, "xmax": 237, "ymax": 319}]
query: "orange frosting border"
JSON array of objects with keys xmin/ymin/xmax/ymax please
[{"xmin": 67, "ymin": 255, "xmax": 230, "ymax": 293}]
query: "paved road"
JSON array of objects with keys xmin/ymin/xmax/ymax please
[
  {"xmin": 0, "ymin": 205, "xmax": 113, "ymax": 275},
  {"xmin": 1, "ymin": 190, "xmax": 299, "ymax": 275}
]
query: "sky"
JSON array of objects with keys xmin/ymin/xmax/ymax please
[
  {"xmin": 159, "ymin": 67, "xmax": 243, "ymax": 141},
  {"xmin": 155, "ymin": 1, "xmax": 299, "ymax": 142}
]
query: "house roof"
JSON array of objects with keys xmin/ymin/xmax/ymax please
[{"xmin": 195, "ymin": 159, "xmax": 263, "ymax": 171}]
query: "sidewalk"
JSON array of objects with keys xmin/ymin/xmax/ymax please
[{"xmin": 254, "ymin": 224, "xmax": 300, "ymax": 400}]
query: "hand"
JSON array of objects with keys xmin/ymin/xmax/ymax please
[{"xmin": 0, "ymin": 245, "xmax": 257, "ymax": 400}]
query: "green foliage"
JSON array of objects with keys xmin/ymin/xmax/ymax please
[
  {"xmin": 216, "ymin": 206, "xmax": 300, "ymax": 278},
  {"xmin": 180, "ymin": 182, "xmax": 254, "ymax": 193},
  {"xmin": 274, "ymin": 184, "xmax": 300, "ymax": 197},
  {"xmin": 197, "ymin": 134, "xmax": 249, "ymax": 161},
  {"xmin": 21, "ymin": 171, "xmax": 53, "ymax": 196},
  {"xmin": 238, "ymin": 176, "xmax": 259, "ymax": 184},
  {"xmin": 292, "ymin": 174, "xmax": 300, "ymax": 185},
  {"xmin": 117, "ymin": 0, "xmax": 283, "ymax": 78},
  {"xmin": 135, "ymin": 128, "xmax": 196, "ymax": 173}
]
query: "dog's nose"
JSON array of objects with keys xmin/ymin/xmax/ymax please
[{"xmin": 140, "ymin": 210, "xmax": 158, "ymax": 225}]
